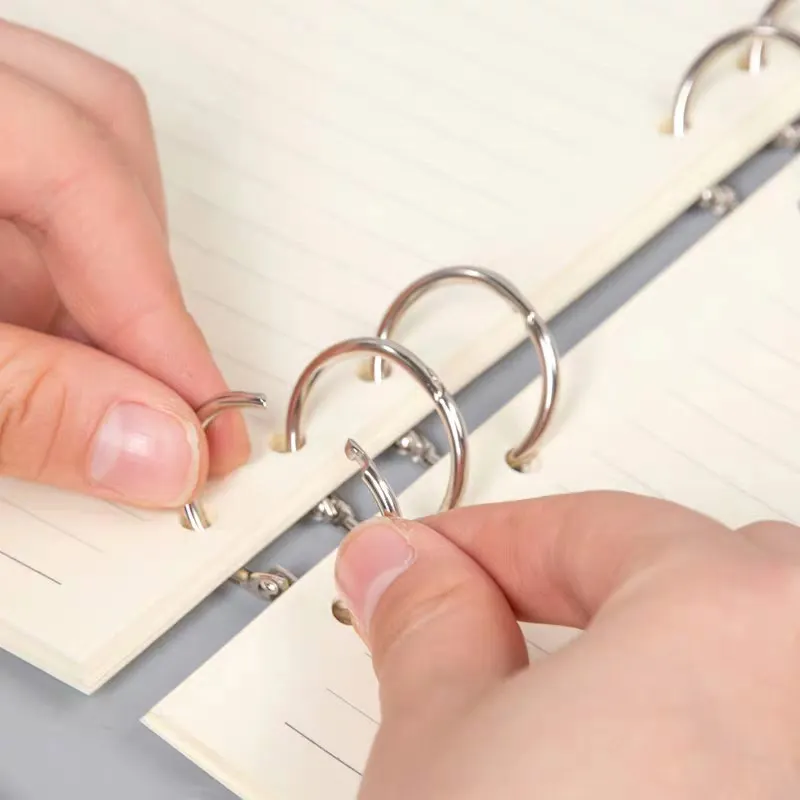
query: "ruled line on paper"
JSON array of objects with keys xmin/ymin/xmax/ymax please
[
  {"xmin": 149, "ymin": 84, "xmax": 515, "ymax": 233},
  {"xmin": 284, "ymin": 722, "xmax": 363, "ymax": 776},
  {"xmin": 205, "ymin": 0, "xmax": 574, "ymax": 150},
  {"xmin": 667, "ymin": 389, "xmax": 800, "ymax": 479},
  {"xmin": 166, "ymin": 188, "xmax": 400, "ymax": 297},
  {"xmin": 162, "ymin": 0, "xmax": 562, "ymax": 178},
  {"xmin": 524, "ymin": 638, "xmax": 549, "ymax": 657},
  {"xmin": 182, "ymin": 287, "xmax": 322, "ymax": 356},
  {"xmin": 107, "ymin": 500, "xmax": 150, "ymax": 522},
  {"xmin": 626, "ymin": 416, "xmax": 793, "ymax": 523},
  {"xmin": 589, "ymin": 450, "xmax": 666, "ymax": 498},
  {"xmin": 695, "ymin": 354, "xmax": 800, "ymax": 422},
  {"xmin": 326, "ymin": 688, "xmax": 379, "ymax": 726},
  {"xmin": 137, "ymin": 62, "xmax": 518, "ymax": 212},
  {"xmin": 734, "ymin": 329, "xmax": 800, "ymax": 372},
  {"xmin": 91, "ymin": 0, "xmax": 547, "ymax": 195},
  {"xmin": 0, "ymin": 497, "xmax": 103, "ymax": 554},
  {"xmin": 156, "ymin": 130, "xmax": 442, "ymax": 267},
  {"xmin": 336, "ymin": 0, "xmax": 639, "ymax": 123},
  {"xmin": 456, "ymin": 0, "xmax": 676, "ymax": 97},
  {"xmin": 208, "ymin": 348, "xmax": 288, "ymax": 386},
  {"xmin": 0, "ymin": 548, "xmax": 61, "ymax": 586}
]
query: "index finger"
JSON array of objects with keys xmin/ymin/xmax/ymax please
[
  {"xmin": 422, "ymin": 491, "xmax": 734, "ymax": 629},
  {"xmin": 0, "ymin": 64, "xmax": 250, "ymax": 474}
]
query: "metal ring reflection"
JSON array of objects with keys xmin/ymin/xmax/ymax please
[
  {"xmin": 332, "ymin": 438, "xmax": 402, "ymax": 627},
  {"xmin": 668, "ymin": 24, "xmax": 800, "ymax": 137},
  {"xmin": 280, "ymin": 336, "xmax": 468, "ymax": 513},
  {"xmin": 365, "ymin": 266, "xmax": 559, "ymax": 470},
  {"xmin": 744, "ymin": 0, "xmax": 794, "ymax": 72},
  {"xmin": 180, "ymin": 391, "xmax": 268, "ymax": 531}
]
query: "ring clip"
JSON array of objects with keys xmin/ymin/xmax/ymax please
[
  {"xmin": 180, "ymin": 391, "xmax": 269, "ymax": 532},
  {"xmin": 740, "ymin": 1, "xmax": 794, "ymax": 73},
  {"xmin": 666, "ymin": 24, "xmax": 800, "ymax": 137},
  {"xmin": 363, "ymin": 266, "xmax": 559, "ymax": 471},
  {"xmin": 277, "ymin": 336, "xmax": 469, "ymax": 513},
  {"xmin": 331, "ymin": 439, "xmax": 401, "ymax": 626}
]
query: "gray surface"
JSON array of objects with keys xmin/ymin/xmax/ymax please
[{"xmin": 0, "ymin": 145, "xmax": 795, "ymax": 799}]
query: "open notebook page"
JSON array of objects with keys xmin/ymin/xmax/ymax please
[
  {"xmin": 144, "ymin": 155, "xmax": 800, "ymax": 799},
  {"xmin": 2, "ymin": 0, "xmax": 800, "ymax": 693}
]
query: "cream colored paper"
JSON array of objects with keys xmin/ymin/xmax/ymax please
[
  {"xmin": 1, "ymin": 0, "xmax": 799, "ymax": 691},
  {"xmin": 145, "ymin": 156, "xmax": 800, "ymax": 798}
]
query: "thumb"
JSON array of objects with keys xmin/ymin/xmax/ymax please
[
  {"xmin": 334, "ymin": 515, "xmax": 528, "ymax": 728},
  {"xmin": 0, "ymin": 323, "xmax": 209, "ymax": 507}
]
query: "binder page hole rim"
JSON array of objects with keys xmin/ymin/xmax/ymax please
[
  {"xmin": 356, "ymin": 358, "xmax": 391, "ymax": 383},
  {"xmin": 270, "ymin": 432, "xmax": 304, "ymax": 453}
]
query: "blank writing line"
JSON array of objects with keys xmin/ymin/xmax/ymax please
[
  {"xmin": 524, "ymin": 637, "xmax": 549, "ymax": 657},
  {"xmin": 1, "ymin": 497, "xmax": 103, "ymax": 554},
  {"xmin": 327, "ymin": 687, "xmax": 378, "ymax": 725},
  {"xmin": 0, "ymin": 549, "xmax": 61, "ymax": 586},
  {"xmin": 284, "ymin": 722, "xmax": 362, "ymax": 776}
]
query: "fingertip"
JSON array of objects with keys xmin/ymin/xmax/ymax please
[{"xmin": 335, "ymin": 517, "xmax": 417, "ymax": 635}]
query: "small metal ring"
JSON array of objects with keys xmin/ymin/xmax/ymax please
[
  {"xmin": 180, "ymin": 391, "xmax": 269, "ymax": 531},
  {"xmin": 278, "ymin": 336, "xmax": 468, "ymax": 512},
  {"xmin": 332, "ymin": 439, "xmax": 401, "ymax": 626},
  {"xmin": 742, "ymin": 1, "xmax": 794, "ymax": 73},
  {"xmin": 668, "ymin": 24, "xmax": 800, "ymax": 137},
  {"xmin": 345, "ymin": 438, "xmax": 401, "ymax": 517},
  {"xmin": 364, "ymin": 266, "xmax": 559, "ymax": 471}
]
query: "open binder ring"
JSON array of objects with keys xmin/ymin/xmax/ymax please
[
  {"xmin": 669, "ymin": 24, "xmax": 800, "ymax": 137},
  {"xmin": 364, "ymin": 266, "xmax": 559, "ymax": 471},
  {"xmin": 279, "ymin": 336, "xmax": 468, "ymax": 512},
  {"xmin": 181, "ymin": 391, "xmax": 269, "ymax": 531},
  {"xmin": 744, "ymin": 1, "xmax": 793, "ymax": 73},
  {"xmin": 332, "ymin": 439, "xmax": 401, "ymax": 626}
]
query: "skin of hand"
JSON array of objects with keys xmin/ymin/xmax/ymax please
[
  {"xmin": 0, "ymin": 20, "xmax": 250, "ymax": 507},
  {"xmin": 335, "ymin": 490, "xmax": 800, "ymax": 799}
]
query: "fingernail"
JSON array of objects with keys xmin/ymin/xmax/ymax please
[
  {"xmin": 90, "ymin": 403, "xmax": 200, "ymax": 506},
  {"xmin": 335, "ymin": 518, "xmax": 416, "ymax": 632}
]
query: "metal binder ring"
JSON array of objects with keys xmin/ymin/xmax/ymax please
[
  {"xmin": 668, "ymin": 24, "xmax": 800, "ymax": 137},
  {"xmin": 332, "ymin": 439, "xmax": 401, "ymax": 626},
  {"xmin": 278, "ymin": 336, "xmax": 468, "ymax": 512},
  {"xmin": 345, "ymin": 438, "xmax": 401, "ymax": 517},
  {"xmin": 181, "ymin": 391, "xmax": 269, "ymax": 531},
  {"xmin": 364, "ymin": 266, "xmax": 559, "ymax": 471},
  {"xmin": 743, "ymin": 1, "xmax": 794, "ymax": 73}
]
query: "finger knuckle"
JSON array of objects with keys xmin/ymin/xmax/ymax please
[
  {"xmin": 0, "ymin": 347, "xmax": 69, "ymax": 480},
  {"xmin": 373, "ymin": 574, "xmax": 475, "ymax": 651},
  {"xmin": 97, "ymin": 62, "xmax": 151, "ymax": 124}
]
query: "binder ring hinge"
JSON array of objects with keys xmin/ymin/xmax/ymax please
[
  {"xmin": 277, "ymin": 336, "xmax": 468, "ymax": 512},
  {"xmin": 667, "ymin": 24, "xmax": 800, "ymax": 138},
  {"xmin": 741, "ymin": 0, "xmax": 794, "ymax": 73},
  {"xmin": 363, "ymin": 266, "xmax": 559, "ymax": 470},
  {"xmin": 180, "ymin": 391, "xmax": 269, "ymax": 532}
]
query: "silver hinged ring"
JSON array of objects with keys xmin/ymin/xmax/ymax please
[
  {"xmin": 363, "ymin": 266, "xmax": 559, "ymax": 471},
  {"xmin": 277, "ymin": 336, "xmax": 468, "ymax": 513},
  {"xmin": 742, "ymin": 1, "xmax": 794, "ymax": 73},
  {"xmin": 668, "ymin": 24, "xmax": 800, "ymax": 137},
  {"xmin": 180, "ymin": 391, "xmax": 269, "ymax": 531},
  {"xmin": 331, "ymin": 439, "xmax": 401, "ymax": 626}
]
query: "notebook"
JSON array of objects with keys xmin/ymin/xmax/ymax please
[
  {"xmin": 143, "ymin": 152, "xmax": 800, "ymax": 799},
  {"xmin": 2, "ymin": 0, "xmax": 800, "ymax": 693}
]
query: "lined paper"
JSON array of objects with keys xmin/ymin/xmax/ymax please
[
  {"xmin": 1, "ymin": 0, "xmax": 800, "ymax": 691},
  {"xmin": 145, "ymin": 155, "xmax": 800, "ymax": 799}
]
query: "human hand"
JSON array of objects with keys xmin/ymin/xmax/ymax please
[
  {"xmin": 335, "ymin": 491, "xmax": 800, "ymax": 799},
  {"xmin": 0, "ymin": 21, "xmax": 249, "ymax": 507}
]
